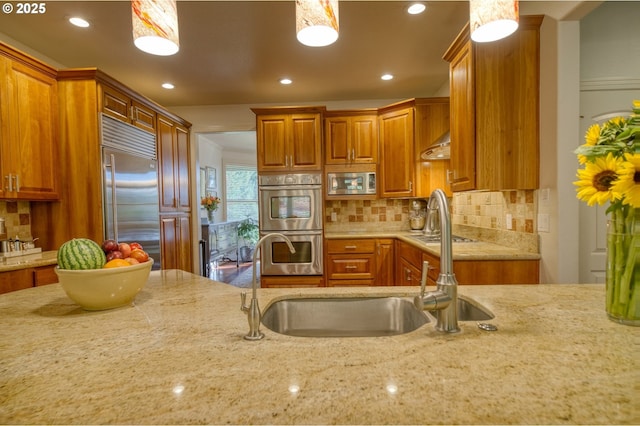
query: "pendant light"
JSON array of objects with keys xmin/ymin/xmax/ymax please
[
  {"xmin": 132, "ymin": 0, "xmax": 180, "ymax": 56},
  {"xmin": 469, "ymin": 0, "xmax": 519, "ymax": 43},
  {"xmin": 296, "ymin": 0, "xmax": 339, "ymax": 47}
]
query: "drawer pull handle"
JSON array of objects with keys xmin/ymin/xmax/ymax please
[
  {"xmin": 344, "ymin": 245, "xmax": 357, "ymax": 249},
  {"xmin": 345, "ymin": 265, "xmax": 357, "ymax": 270}
]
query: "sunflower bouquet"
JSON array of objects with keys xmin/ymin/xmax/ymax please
[{"xmin": 574, "ymin": 100, "xmax": 640, "ymax": 324}]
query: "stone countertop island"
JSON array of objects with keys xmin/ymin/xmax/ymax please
[{"xmin": 0, "ymin": 270, "xmax": 637, "ymax": 424}]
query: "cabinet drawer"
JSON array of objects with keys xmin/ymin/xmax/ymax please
[
  {"xmin": 326, "ymin": 239, "xmax": 376, "ymax": 254},
  {"xmin": 327, "ymin": 278, "xmax": 375, "ymax": 287},
  {"xmin": 327, "ymin": 254, "xmax": 375, "ymax": 280},
  {"xmin": 34, "ymin": 265, "xmax": 58, "ymax": 286}
]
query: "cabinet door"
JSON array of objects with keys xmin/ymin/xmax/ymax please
[
  {"xmin": 0, "ymin": 58, "xmax": 59, "ymax": 200},
  {"xmin": 290, "ymin": 113, "xmax": 322, "ymax": 171},
  {"xmin": 160, "ymin": 214, "xmax": 192, "ymax": 272},
  {"xmin": 379, "ymin": 107, "xmax": 415, "ymax": 197},
  {"xmin": 256, "ymin": 115, "xmax": 288, "ymax": 171},
  {"xmin": 352, "ymin": 115, "xmax": 378, "ymax": 164},
  {"xmin": 158, "ymin": 116, "xmax": 190, "ymax": 213},
  {"xmin": 101, "ymin": 84, "xmax": 131, "ymax": 123},
  {"xmin": 325, "ymin": 117, "xmax": 350, "ymax": 164},
  {"xmin": 132, "ymin": 101, "xmax": 156, "ymax": 133},
  {"xmin": 375, "ymin": 239, "xmax": 395, "ymax": 286},
  {"xmin": 448, "ymin": 39, "xmax": 476, "ymax": 192}
]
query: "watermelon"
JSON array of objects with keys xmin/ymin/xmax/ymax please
[{"xmin": 57, "ymin": 238, "xmax": 106, "ymax": 270}]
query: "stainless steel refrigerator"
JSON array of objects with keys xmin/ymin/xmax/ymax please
[{"xmin": 101, "ymin": 114, "xmax": 161, "ymax": 269}]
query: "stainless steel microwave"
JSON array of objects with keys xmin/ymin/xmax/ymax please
[{"xmin": 327, "ymin": 171, "xmax": 376, "ymax": 196}]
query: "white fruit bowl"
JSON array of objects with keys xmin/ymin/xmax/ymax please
[{"xmin": 55, "ymin": 259, "xmax": 153, "ymax": 310}]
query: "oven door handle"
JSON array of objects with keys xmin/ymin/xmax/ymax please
[
  {"xmin": 260, "ymin": 230, "xmax": 322, "ymax": 237},
  {"xmin": 258, "ymin": 184, "xmax": 322, "ymax": 191}
]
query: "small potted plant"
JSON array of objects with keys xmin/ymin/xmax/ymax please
[{"xmin": 237, "ymin": 217, "xmax": 259, "ymax": 262}]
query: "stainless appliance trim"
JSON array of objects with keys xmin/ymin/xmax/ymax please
[
  {"xmin": 259, "ymin": 230, "xmax": 323, "ymax": 276},
  {"xmin": 326, "ymin": 171, "xmax": 376, "ymax": 196},
  {"xmin": 258, "ymin": 181, "xmax": 323, "ymax": 232}
]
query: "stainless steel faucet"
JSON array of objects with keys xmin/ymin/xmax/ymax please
[
  {"xmin": 414, "ymin": 189, "xmax": 460, "ymax": 333},
  {"xmin": 240, "ymin": 232, "xmax": 295, "ymax": 340}
]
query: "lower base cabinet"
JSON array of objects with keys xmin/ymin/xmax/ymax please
[
  {"xmin": 325, "ymin": 238, "xmax": 394, "ymax": 286},
  {"xmin": 0, "ymin": 264, "xmax": 58, "ymax": 294},
  {"xmin": 261, "ymin": 275, "xmax": 323, "ymax": 288},
  {"xmin": 160, "ymin": 214, "xmax": 193, "ymax": 272}
]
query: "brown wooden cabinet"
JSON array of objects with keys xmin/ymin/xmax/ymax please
[
  {"xmin": 378, "ymin": 101, "xmax": 415, "ymax": 198},
  {"xmin": 443, "ymin": 16, "xmax": 542, "ymax": 191},
  {"xmin": 324, "ymin": 111, "xmax": 378, "ymax": 165},
  {"xmin": 100, "ymin": 84, "xmax": 156, "ymax": 133},
  {"xmin": 30, "ymin": 68, "xmax": 193, "ymax": 273},
  {"xmin": 0, "ymin": 264, "xmax": 58, "ymax": 295},
  {"xmin": 325, "ymin": 238, "xmax": 394, "ymax": 287},
  {"xmin": 395, "ymin": 240, "xmax": 423, "ymax": 286},
  {"xmin": 0, "ymin": 44, "xmax": 59, "ymax": 200},
  {"xmin": 157, "ymin": 115, "xmax": 190, "ymax": 213},
  {"xmin": 252, "ymin": 106, "xmax": 324, "ymax": 172},
  {"xmin": 414, "ymin": 98, "xmax": 452, "ymax": 197},
  {"xmin": 261, "ymin": 275, "xmax": 324, "ymax": 288},
  {"xmin": 160, "ymin": 214, "xmax": 192, "ymax": 272}
]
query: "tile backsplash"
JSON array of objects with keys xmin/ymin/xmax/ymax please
[
  {"xmin": 325, "ymin": 190, "xmax": 539, "ymax": 253},
  {"xmin": 0, "ymin": 201, "xmax": 32, "ymax": 241}
]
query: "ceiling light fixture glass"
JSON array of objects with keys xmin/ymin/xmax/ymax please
[
  {"xmin": 296, "ymin": 0, "xmax": 339, "ymax": 47},
  {"xmin": 469, "ymin": 0, "xmax": 519, "ymax": 43},
  {"xmin": 131, "ymin": 0, "xmax": 180, "ymax": 56},
  {"xmin": 69, "ymin": 17, "xmax": 90, "ymax": 28},
  {"xmin": 407, "ymin": 3, "xmax": 426, "ymax": 15}
]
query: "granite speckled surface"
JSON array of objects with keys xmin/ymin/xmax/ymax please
[
  {"xmin": 0, "ymin": 250, "xmax": 57, "ymax": 272},
  {"xmin": 325, "ymin": 231, "xmax": 541, "ymax": 260},
  {"xmin": 1, "ymin": 270, "xmax": 636, "ymax": 425}
]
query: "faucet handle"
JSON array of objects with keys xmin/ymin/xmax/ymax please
[
  {"xmin": 420, "ymin": 260, "xmax": 429, "ymax": 297},
  {"xmin": 240, "ymin": 292, "xmax": 248, "ymax": 312}
]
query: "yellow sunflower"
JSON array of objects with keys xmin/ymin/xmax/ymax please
[
  {"xmin": 611, "ymin": 153, "xmax": 640, "ymax": 208},
  {"xmin": 574, "ymin": 152, "xmax": 624, "ymax": 206},
  {"xmin": 578, "ymin": 123, "xmax": 602, "ymax": 164}
]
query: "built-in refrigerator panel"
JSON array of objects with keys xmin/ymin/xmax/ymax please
[{"xmin": 101, "ymin": 115, "xmax": 161, "ymax": 270}]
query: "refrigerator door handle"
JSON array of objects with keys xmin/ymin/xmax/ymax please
[{"xmin": 107, "ymin": 153, "xmax": 119, "ymax": 242}]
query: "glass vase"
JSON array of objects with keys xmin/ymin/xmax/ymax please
[
  {"xmin": 606, "ymin": 207, "xmax": 640, "ymax": 326},
  {"xmin": 207, "ymin": 210, "xmax": 215, "ymax": 223}
]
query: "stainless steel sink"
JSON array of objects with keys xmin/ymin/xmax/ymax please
[
  {"xmin": 261, "ymin": 296, "xmax": 431, "ymax": 337},
  {"xmin": 428, "ymin": 295, "xmax": 495, "ymax": 321}
]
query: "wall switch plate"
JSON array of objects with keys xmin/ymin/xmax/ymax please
[
  {"xmin": 538, "ymin": 213, "xmax": 550, "ymax": 232},
  {"xmin": 506, "ymin": 213, "xmax": 513, "ymax": 230},
  {"xmin": 331, "ymin": 212, "xmax": 337, "ymax": 222},
  {"xmin": 539, "ymin": 188, "xmax": 550, "ymax": 205}
]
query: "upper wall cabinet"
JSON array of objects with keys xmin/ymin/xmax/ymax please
[
  {"xmin": 157, "ymin": 114, "xmax": 191, "ymax": 213},
  {"xmin": 252, "ymin": 106, "xmax": 325, "ymax": 173},
  {"xmin": 100, "ymin": 84, "xmax": 157, "ymax": 134},
  {"xmin": 378, "ymin": 101, "xmax": 416, "ymax": 198},
  {"xmin": 324, "ymin": 111, "xmax": 378, "ymax": 165},
  {"xmin": 443, "ymin": 15, "xmax": 543, "ymax": 191},
  {"xmin": 0, "ymin": 44, "xmax": 59, "ymax": 200}
]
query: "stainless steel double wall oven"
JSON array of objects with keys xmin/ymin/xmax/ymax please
[{"xmin": 258, "ymin": 173, "xmax": 323, "ymax": 275}]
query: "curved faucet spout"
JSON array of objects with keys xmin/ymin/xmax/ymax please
[
  {"xmin": 241, "ymin": 232, "xmax": 295, "ymax": 340},
  {"xmin": 415, "ymin": 189, "xmax": 460, "ymax": 333}
]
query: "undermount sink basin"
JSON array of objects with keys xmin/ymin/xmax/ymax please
[
  {"xmin": 428, "ymin": 295, "xmax": 495, "ymax": 321},
  {"xmin": 261, "ymin": 296, "xmax": 430, "ymax": 337}
]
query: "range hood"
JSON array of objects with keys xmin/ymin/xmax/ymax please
[{"xmin": 421, "ymin": 130, "xmax": 450, "ymax": 160}]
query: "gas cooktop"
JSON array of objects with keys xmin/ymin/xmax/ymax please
[{"xmin": 409, "ymin": 234, "xmax": 476, "ymax": 244}]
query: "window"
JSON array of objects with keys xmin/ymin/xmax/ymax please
[{"xmin": 225, "ymin": 165, "xmax": 258, "ymax": 222}]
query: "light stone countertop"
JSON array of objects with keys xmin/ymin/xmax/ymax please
[
  {"xmin": 325, "ymin": 231, "xmax": 541, "ymax": 260},
  {"xmin": 0, "ymin": 250, "xmax": 57, "ymax": 272},
  {"xmin": 0, "ymin": 270, "xmax": 636, "ymax": 425}
]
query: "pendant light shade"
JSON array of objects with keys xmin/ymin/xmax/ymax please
[
  {"xmin": 296, "ymin": 0, "xmax": 339, "ymax": 47},
  {"xmin": 469, "ymin": 0, "xmax": 519, "ymax": 43},
  {"xmin": 132, "ymin": 0, "xmax": 179, "ymax": 56}
]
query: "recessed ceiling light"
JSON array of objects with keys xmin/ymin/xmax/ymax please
[
  {"xmin": 381, "ymin": 74, "xmax": 394, "ymax": 81},
  {"xmin": 69, "ymin": 17, "xmax": 90, "ymax": 28},
  {"xmin": 280, "ymin": 78, "xmax": 293, "ymax": 85},
  {"xmin": 407, "ymin": 3, "xmax": 426, "ymax": 15},
  {"xmin": 162, "ymin": 83, "xmax": 175, "ymax": 89}
]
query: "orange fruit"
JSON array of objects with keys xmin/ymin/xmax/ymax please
[{"xmin": 103, "ymin": 259, "xmax": 131, "ymax": 268}]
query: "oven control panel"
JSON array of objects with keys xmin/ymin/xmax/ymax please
[{"xmin": 259, "ymin": 173, "xmax": 322, "ymax": 186}]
